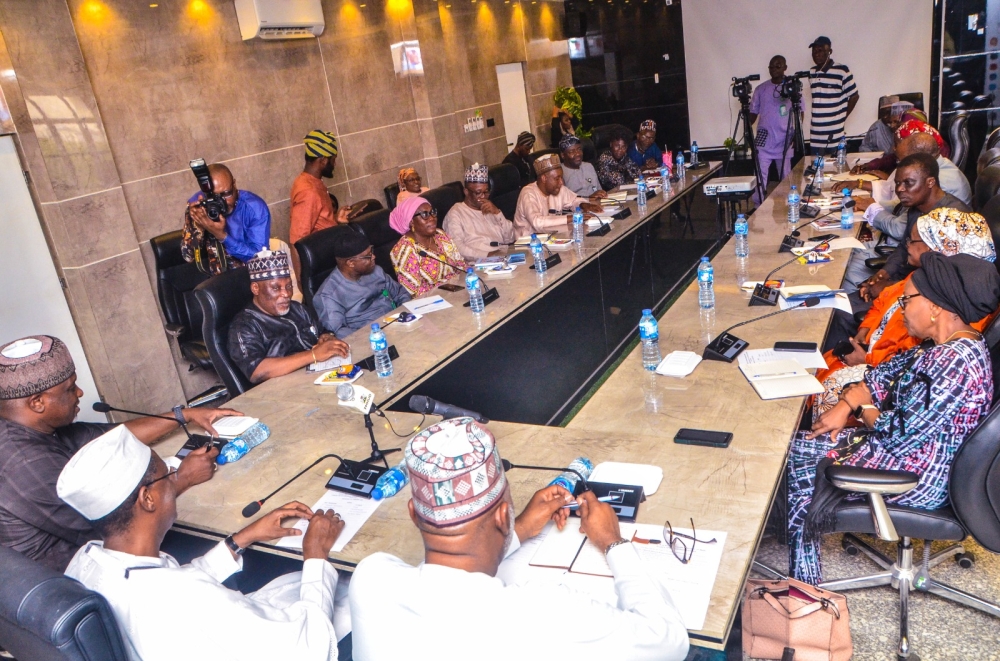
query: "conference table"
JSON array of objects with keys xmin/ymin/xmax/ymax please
[{"xmin": 162, "ymin": 158, "xmax": 860, "ymax": 654}]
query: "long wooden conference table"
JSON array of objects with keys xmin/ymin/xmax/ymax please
[{"xmin": 160, "ymin": 160, "xmax": 858, "ymax": 653}]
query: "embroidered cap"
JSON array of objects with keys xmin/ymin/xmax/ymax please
[
  {"xmin": 533, "ymin": 153, "xmax": 562, "ymax": 176},
  {"xmin": 464, "ymin": 163, "xmax": 490, "ymax": 184},
  {"xmin": 0, "ymin": 335, "xmax": 75, "ymax": 400},
  {"xmin": 247, "ymin": 249, "xmax": 291, "ymax": 282}
]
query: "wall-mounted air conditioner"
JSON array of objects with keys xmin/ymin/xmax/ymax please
[{"xmin": 234, "ymin": 0, "xmax": 325, "ymax": 40}]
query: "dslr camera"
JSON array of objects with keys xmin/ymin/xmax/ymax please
[
  {"xmin": 731, "ymin": 74, "xmax": 760, "ymax": 100},
  {"xmin": 189, "ymin": 158, "xmax": 228, "ymax": 220},
  {"xmin": 778, "ymin": 71, "xmax": 810, "ymax": 100}
]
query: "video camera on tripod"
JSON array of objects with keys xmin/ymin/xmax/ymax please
[
  {"xmin": 189, "ymin": 158, "xmax": 228, "ymax": 220},
  {"xmin": 778, "ymin": 71, "xmax": 810, "ymax": 101},
  {"xmin": 731, "ymin": 74, "xmax": 760, "ymax": 101}
]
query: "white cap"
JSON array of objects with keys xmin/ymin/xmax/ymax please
[{"xmin": 57, "ymin": 425, "xmax": 152, "ymax": 521}]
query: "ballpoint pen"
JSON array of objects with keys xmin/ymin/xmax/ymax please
[{"xmin": 561, "ymin": 495, "xmax": 618, "ymax": 509}]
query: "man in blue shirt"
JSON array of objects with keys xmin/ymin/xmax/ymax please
[
  {"xmin": 627, "ymin": 120, "xmax": 662, "ymax": 170},
  {"xmin": 182, "ymin": 163, "xmax": 271, "ymax": 275}
]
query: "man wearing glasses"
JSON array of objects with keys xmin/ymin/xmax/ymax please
[
  {"xmin": 314, "ymin": 232, "xmax": 412, "ymax": 339},
  {"xmin": 442, "ymin": 163, "xmax": 517, "ymax": 261},
  {"xmin": 182, "ymin": 163, "xmax": 271, "ymax": 276}
]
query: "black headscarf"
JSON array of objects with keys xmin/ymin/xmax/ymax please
[{"xmin": 912, "ymin": 252, "xmax": 1000, "ymax": 324}]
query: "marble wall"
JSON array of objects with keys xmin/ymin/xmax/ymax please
[{"xmin": 0, "ymin": 0, "xmax": 570, "ymax": 411}]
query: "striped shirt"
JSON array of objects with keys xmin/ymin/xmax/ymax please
[{"xmin": 808, "ymin": 60, "xmax": 857, "ymax": 147}]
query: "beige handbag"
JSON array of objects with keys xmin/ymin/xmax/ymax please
[{"xmin": 742, "ymin": 578, "xmax": 852, "ymax": 661}]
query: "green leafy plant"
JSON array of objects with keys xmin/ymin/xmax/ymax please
[{"xmin": 553, "ymin": 86, "xmax": 591, "ymax": 139}]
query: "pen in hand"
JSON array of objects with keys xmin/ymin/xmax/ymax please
[{"xmin": 562, "ymin": 495, "xmax": 617, "ymax": 509}]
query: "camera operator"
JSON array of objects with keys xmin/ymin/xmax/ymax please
[
  {"xmin": 181, "ymin": 163, "xmax": 271, "ymax": 276},
  {"xmin": 748, "ymin": 55, "xmax": 795, "ymax": 203}
]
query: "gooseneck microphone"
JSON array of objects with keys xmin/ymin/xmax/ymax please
[
  {"xmin": 241, "ymin": 454, "xmax": 354, "ymax": 518},
  {"xmin": 489, "ymin": 241, "xmax": 517, "ymax": 247},
  {"xmin": 500, "ymin": 458, "xmax": 590, "ymax": 493},
  {"xmin": 750, "ymin": 241, "xmax": 832, "ymax": 306},
  {"xmin": 416, "ymin": 249, "xmax": 466, "ymax": 272},
  {"xmin": 779, "ymin": 202, "xmax": 853, "ymax": 252},
  {"xmin": 408, "ymin": 395, "xmax": 489, "ymax": 424},
  {"xmin": 92, "ymin": 402, "xmax": 214, "ymax": 449},
  {"xmin": 703, "ymin": 297, "xmax": 821, "ymax": 362}
]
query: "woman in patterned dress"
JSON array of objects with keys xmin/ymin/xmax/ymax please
[
  {"xmin": 813, "ymin": 208, "xmax": 996, "ymax": 420},
  {"xmin": 787, "ymin": 252, "xmax": 1000, "ymax": 585},
  {"xmin": 596, "ymin": 127, "xmax": 642, "ymax": 191},
  {"xmin": 389, "ymin": 195, "xmax": 467, "ymax": 297}
]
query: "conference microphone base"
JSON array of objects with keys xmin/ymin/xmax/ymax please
[
  {"xmin": 176, "ymin": 433, "xmax": 224, "ymax": 458},
  {"xmin": 749, "ymin": 284, "xmax": 780, "ymax": 307},
  {"xmin": 800, "ymin": 204, "xmax": 820, "ymax": 219},
  {"xmin": 779, "ymin": 234, "xmax": 804, "ymax": 253},
  {"xmin": 464, "ymin": 286, "xmax": 499, "ymax": 308},
  {"xmin": 530, "ymin": 254, "xmax": 562, "ymax": 270},
  {"xmin": 326, "ymin": 460, "xmax": 389, "ymax": 499},
  {"xmin": 703, "ymin": 332, "xmax": 749, "ymax": 362},
  {"xmin": 586, "ymin": 224, "xmax": 613, "ymax": 237}
]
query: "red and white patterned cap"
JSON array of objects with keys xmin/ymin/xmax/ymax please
[{"xmin": 405, "ymin": 417, "xmax": 507, "ymax": 527}]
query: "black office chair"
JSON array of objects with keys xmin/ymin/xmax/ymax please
[
  {"xmin": 421, "ymin": 183, "xmax": 464, "ymax": 229},
  {"xmin": 0, "ymin": 546, "xmax": 128, "ymax": 661},
  {"xmin": 149, "ymin": 231, "xmax": 212, "ymax": 371},
  {"xmin": 488, "ymin": 162, "xmax": 522, "ymax": 220},
  {"xmin": 590, "ymin": 124, "xmax": 631, "ymax": 155},
  {"xmin": 974, "ymin": 161, "xmax": 1000, "ymax": 214},
  {"xmin": 384, "ymin": 183, "xmax": 400, "ymax": 211},
  {"xmin": 348, "ymin": 198, "xmax": 382, "ymax": 218},
  {"xmin": 194, "ymin": 267, "xmax": 254, "ymax": 397},
  {"xmin": 946, "ymin": 111, "xmax": 970, "ymax": 171}
]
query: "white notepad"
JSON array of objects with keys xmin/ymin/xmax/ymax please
[{"xmin": 738, "ymin": 359, "xmax": 824, "ymax": 400}]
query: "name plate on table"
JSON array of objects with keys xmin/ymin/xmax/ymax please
[
  {"xmin": 463, "ymin": 286, "xmax": 500, "ymax": 307},
  {"xmin": 530, "ymin": 254, "xmax": 562, "ymax": 270}
]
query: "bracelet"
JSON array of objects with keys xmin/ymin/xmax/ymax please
[
  {"xmin": 605, "ymin": 538, "xmax": 631, "ymax": 556},
  {"xmin": 311, "ymin": 348, "xmax": 317, "ymax": 364}
]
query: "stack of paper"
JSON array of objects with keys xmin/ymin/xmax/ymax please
[
  {"xmin": 738, "ymin": 348, "xmax": 826, "ymax": 371},
  {"xmin": 514, "ymin": 234, "xmax": 553, "ymax": 246},
  {"xmin": 307, "ymin": 353, "xmax": 353, "ymax": 373},
  {"xmin": 403, "ymin": 297, "xmax": 453, "ymax": 314},
  {"xmin": 276, "ymin": 489, "xmax": 382, "ymax": 553},
  {"xmin": 738, "ymin": 358, "xmax": 823, "ymax": 400},
  {"xmin": 655, "ymin": 351, "xmax": 702, "ymax": 377},
  {"xmin": 211, "ymin": 416, "xmax": 259, "ymax": 438}
]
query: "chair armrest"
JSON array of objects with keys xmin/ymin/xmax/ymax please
[
  {"xmin": 825, "ymin": 465, "xmax": 919, "ymax": 494},
  {"xmin": 164, "ymin": 323, "xmax": 186, "ymax": 338},
  {"xmin": 873, "ymin": 245, "xmax": 896, "ymax": 257},
  {"xmin": 864, "ymin": 257, "xmax": 888, "ymax": 270}
]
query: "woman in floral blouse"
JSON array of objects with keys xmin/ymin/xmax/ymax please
[
  {"xmin": 596, "ymin": 127, "xmax": 642, "ymax": 190},
  {"xmin": 389, "ymin": 195, "xmax": 467, "ymax": 297}
]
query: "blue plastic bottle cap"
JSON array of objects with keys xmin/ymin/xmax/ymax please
[
  {"xmin": 701, "ymin": 257, "xmax": 709, "ymax": 262},
  {"xmin": 531, "ymin": 233, "xmax": 537, "ymax": 239},
  {"xmin": 467, "ymin": 267, "xmax": 474, "ymax": 274},
  {"xmin": 642, "ymin": 308, "xmax": 651, "ymax": 315},
  {"xmin": 843, "ymin": 188, "xmax": 850, "ymax": 195},
  {"xmin": 371, "ymin": 323, "xmax": 380, "ymax": 331}
]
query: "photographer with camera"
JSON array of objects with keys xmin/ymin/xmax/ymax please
[
  {"xmin": 748, "ymin": 56, "xmax": 798, "ymax": 203},
  {"xmin": 181, "ymin": 161, "xmax": 271, "ymax": 276}
]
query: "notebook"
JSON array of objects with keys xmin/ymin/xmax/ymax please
[{"xmin": 738, "ymin": 359, "xmax": 824, "ymax": 400}]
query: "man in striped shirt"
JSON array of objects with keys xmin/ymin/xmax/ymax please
[{"xmin": 808, "ymin": 36, "xmax": 859, "ymax": 155}]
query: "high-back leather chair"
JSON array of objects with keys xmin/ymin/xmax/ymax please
[
  {"xmin": 0, "ymin": 546, "xmax": 128, "ymax": 661},
  {"xmin": 590, "ymin": 124, "xmax": 631, "ymax": 156},
  {"xmin": 979, "ymin": 127, "xmax": 1000, "ymax": 168},
  {"xmin": 348, "ymin": 198, "xmax": 382, "ymax": 218},
  {"xmin": 194, "ymin": 267, "xmax": 254, "ymax": 396},
  {"xmin": 420, "ymin": 183, "xmax": 464, "ymax": 229},
  {"xmin": 384, "ymin": 183, "xmax": 400, "ymax": 210},
  {"xmin": 947, "ymin": 110, "xmax": 970, "ymax": 171},
  {"xmin": 974, "ymin": 161, "xmax": 1000, "ymax": 213},
  {"xmin": 488, "ymin": 163, "xmax": 522, "ymax": 220},
  {"xmin": 149, "ymin": 231, "xmax": 212, "ymax": 371}
]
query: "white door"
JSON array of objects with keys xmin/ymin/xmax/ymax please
[
  {"xmin": 0, "ymin": 135, "xmax": 103, "ymax": 421},
  {"xmin": 496, "ymin": 62, "xmax": 532, "ymax": 149}
]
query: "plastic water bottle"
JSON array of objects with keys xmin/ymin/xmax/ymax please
[
  {"xmin": 840, "ymin": 188, "xmax": 854, "ymax": 230},
  {"xmin": 659, "ymin": 156, "xmax": 669, "ymax": 183},
  {"xmin": 372, "ymin": 461, "xmax": 409, "ymax": 500},
  {"xmin": 639, "ymin": 308, "xmax": 661, "ymax": 371},
  {"xmin": 675, "ymin": 150, "xmax": 685, "ymax": 177},
  {"xmin": 836, "ymin": 137, "xmax": 847, "ymax": 168},
  {"xmin": 369, "ymin": 323, "xmax": 393, "ymax": 377},
  {"xmin": 216, "ymin": 422, "xmax": 271, "ymax": 465},
  {"xmin": 530, "ymin": 233, "xmax": 547, "ymax": 273},
  {"xmin": 787, "ymin": 185, "xmax": 800, "ymax": 226},
  {"xmin": 690, "ymin": 141, "xmax": 699, "ymax": 166},
  {"xmin": 697, "ymin": 257, "xmax": 715, "ymax": 310},
  {"xmin": 814, "ymin": 156, "xmax": 825, "ymax": 187},
  {"xmin": 465, "ymin": 268, "xmax": 484, "ymax": 313},
  {"xmin": 734, "ymin": 213, "xmax": 749, "ymax": 258},
  {"xmin": 548, "ymin": 457, "xmax": 594, "ymax": 494},
  {"xmin": 572, "ymin": 206, "xmax": 585, "ymax": 244},
  {"xmin": 636, "ymin": 176, "xmax": 647, "ymax": 210}
]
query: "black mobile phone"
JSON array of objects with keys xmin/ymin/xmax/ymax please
[
  {"xmin": 810, "ymin": 233, "xmax": 838, "ymax": 243},
  {"xmin": 674, "ymin": 428, "xmax": 733, "ymax": 448},
  {"xmin": 438, "ymin": 284, "xmax": 463, "ymax": 292},
  {"xmin": 832, "ymin": 339, "xmax": 868, "ymax": 360},
  {"xmin": 774, "ymin": 341, "xmax": 818, "ymax": 353},
  {"xmin": 358, "ymin": 345, "xmax": 399, "ymax": 371}
]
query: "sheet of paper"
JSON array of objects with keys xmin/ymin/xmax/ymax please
[
  {"xmin": 655, "ymin": 350, "xmax": 702, "ymax": 377},
  {"xmin": 801, "ymin": 237, "xmax": 865, "ymax": 252},
  {"xmin": 529, "ymin": 517, "xmax": 586, "ymax": 569},
  {"xmin": 590, "ymin": 462, "xmax": 664, "ymax": 496},
  {"xmin": 403, "ymin": 296, "xmax": 453, "ymax": 314},
  {"xmin": 210, "ymin": 416, "xmax": 259, "ymax": 438},
  {"xmin": 778, "ymin": 292, "xmax": 852, "ymax": 314},
  {"xmin": 569, "ymin": 523, "xmax": 638, "ymax": 577},
  {"xmin": 514, "ymin": 234, "xmax": 552, "ymax": 246},
  {"xmin": 740, "ymin": 358, "xmax": 809, "ymax": 381},
  {"xmin": 737, "ymin": 348, "xmax": 826, "ymax": 371},
  {"xmin": 307, "ymin": 353, "xmax": 353, "ymax": 373},
  {"xmin": 275, "ymin": 489, "xmax": 382, "ymax": 553}
]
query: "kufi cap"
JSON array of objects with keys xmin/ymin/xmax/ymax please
[
  {"xmin": 533, "ymin": 153, "xmax": 562, "ymax": 176},
  {"xmin": 334, "ymin": 229, "xmax": 372, "ymax": 259},
  {"xmin": 639, "ymin": 119, "xmax": 657, "ymax": 133},
  {"xmin": 464, "ymin": 162, "xmax": 490, "ymax": 184},
  {"xmin": 57, "ymin": 426, "xmax": 152, "ymax": 521},
  {"xmin": 247, "ymin": 249, "xmax": 290, "ymax": 282},
  {"xmin": 304, "ymin": 130, "xmax": 339, "ymax": 158},
  {"xmin": 558, "ymin": 134, "xmax": 581, "ymax": 151},
  {"xmin": 912, "ymin": 252, "xmax": 1000, "ymax": 324},
  {"xmin": 405, "ymin": 417, "xmax": 507, "ymax": 526},
  {"xmin": 0, "ymin": 335, "xmax": 75, "ymax": 400},
  {"xmin": 515, "ymin": 131, "xmax": 536, "ymax": 149},
  {"xmin": 809, "ymin": 36, "xmax": 831, "ymax": 48},
  {"xmin": 916, "ymin": 208, "xmax": 995, "ymax": 262}
]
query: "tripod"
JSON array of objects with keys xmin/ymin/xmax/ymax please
[
  {"xmin": 730, "ymin": 88, "xmax": 766, "ymax": 204},
  {"xmin": 778, "ymin": 79, "xmax": 806, "ymax": 179},
  {"xmin": 363, "ymin": 409, "xmax": 400, "ymax": 468}
]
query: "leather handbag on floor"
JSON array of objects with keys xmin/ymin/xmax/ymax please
[{"xmin": 742, "ymin": 578, "xmax": 852, "ymax": 661}]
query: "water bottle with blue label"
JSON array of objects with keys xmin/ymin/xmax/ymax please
[
  {"xmin": 836, "ymin": 136, "xmax": 847, "ymax": 168},
  {"xmin": 216, "ymin": 422, "xmax": 271, "ymax": 465},
  {"xmin": 675, "ymin": 150, "xmax": 685, "ymax": 177},
  {"xmin": 530, "ymin": 233, "xmax": 547, "ymax": 273},
  {"xmin": 548, "ymin": 457, "xmax": 594, "ymax": 494},
  {"xmin": 697, "ymin": 257, "xmax": 715, "ymax": 309},
  {"xmin": 636, "ymin": 176, "xmax": 647, "ymax": 210},
  {"xmin": 572, "ymin": 207, "xmax": 585, "ymax": 244},
  {"xmin": 814, "ymin": 156, "xmax": 825, "ymax": 188},
  {"xmin": 372, "ymin": 461, "xmax": 409, "ymax": 500},
  {"xmin": 639, "ymin": 308, "xmax": 661, "ymax": 370},
  {"xmin": 465, "ymin": 268, "xmax": 484, "ymax": 313},
  {"xmin": 840, "ymin": 188, "xmax": 854, "ymax": 230},
  {"xmin": 787, "ymin": 185, "xmax": 800, "ymax": 226},
  {"xmin": 734, "ymin": 213, "xmax": 749, "ymax": 258},
  {"xmin": 370, "ymin": 323, "xmax": 393, "ymax": 377},
  {"xmin": 690, "ymin": 141, "xmax": 699, "ymax": 166}
]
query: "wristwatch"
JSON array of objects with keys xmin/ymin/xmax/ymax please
[
  {"xmin": 224, "ymin": 535, "xmax": 246, "ymax": 556},
  {"xmin": 605, "ymin": 538, "xmax": 631, "ymax": 556},
  {"xmin": 852, "ymin": 404, "xmax": 878, "ymax": 419},
  {"xmin": 171, "ymin": 405, "xmax": 187, "ymax": 426}
]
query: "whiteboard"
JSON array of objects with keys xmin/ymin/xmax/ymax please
[
  {"xmin": 682, "ymin": 0, "xmax": 933, "ymax": 148},
  {"xmin": 0, "ymin": 135, "xmax": 103, "ymax": 422}
]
